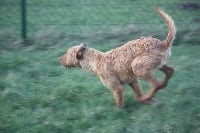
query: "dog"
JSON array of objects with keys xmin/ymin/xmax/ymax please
[{"xmin": 59, "ymin": 7, "xmax": 176, "ymax": 108}]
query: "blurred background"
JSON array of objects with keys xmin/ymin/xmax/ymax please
[
  {"xmin": 1, "ymin": 0, "xmax": 199, "ymax": 47},
  {"xmin": 0, "ymin": 0, "xmax": 200, "ymax": 133}
]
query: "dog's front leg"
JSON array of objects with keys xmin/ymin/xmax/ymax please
[
  {"xmin": 112, "ymin": 86, "xmax": 125, "ymax": 108},
  {"xmin": 98, "ymin": 74, "xmax": 125, "ymax": 108}
]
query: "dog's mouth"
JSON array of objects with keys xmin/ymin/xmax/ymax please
[{"xmin": 65, "ymin": 64, "xmax": 75, "ymax": 69}]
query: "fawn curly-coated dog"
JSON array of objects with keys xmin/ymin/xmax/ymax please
[{"xmin": 59, "ymin": 7, "xmax": 176, "ymax": 108}]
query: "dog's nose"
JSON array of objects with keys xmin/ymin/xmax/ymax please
[
  {"xmin": 59, "ymin": 56, "xmax": 63, "ymax": 63},
  {"xmin": 59, "ymin": 55, "xmax": 64, "ymax": 60},
  {"xmin": 59, "ymin": 56, "xmax": 66, "ymax": 65}
]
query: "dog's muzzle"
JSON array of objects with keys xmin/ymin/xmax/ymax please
[{"xmin": 59, "ymin": 56, "xmax": 66, "ymax": 66}]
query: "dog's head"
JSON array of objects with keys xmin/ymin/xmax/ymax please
[{"xmin": 59, "ymin": 43, "xmax": 86, "ymax": 68}]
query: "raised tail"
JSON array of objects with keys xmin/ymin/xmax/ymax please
[{"xmin": 155, "ymin": 7, "xmax": 176, "ymax": 48}]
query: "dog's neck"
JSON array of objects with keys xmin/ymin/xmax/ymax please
[{"xmin": 79, "ymin": 48, "xmax": 103, "ymax": 75}]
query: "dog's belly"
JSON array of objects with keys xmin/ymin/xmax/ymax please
[
  {"xmin": 116, "ymin": 68, "xmax": 136, "ymax": 83},
  {"xmin": 119, "ymin": 74, "xmax": 136, "ymax": 83}
]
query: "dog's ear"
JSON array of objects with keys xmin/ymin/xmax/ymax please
[{"xmin": 76, "ymin": 43, "xmax": 87, "ymax": 60}]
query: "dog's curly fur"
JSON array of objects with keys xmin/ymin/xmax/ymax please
[{"xmin": 59, "ymin": 7, "xmax": 176, "ymax": 108}]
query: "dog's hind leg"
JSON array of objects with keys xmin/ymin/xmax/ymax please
[
  {"xmin": 131, "ymin": 55, "xmax": 164, "ymax": 102},
  {"xmin": 129, "ymin": 80, "xmax": 154, "ymax": 104},
  {"xmin": 158, "ymin": 65, "xmax": 174, "ymax": 89},
  {"xmin": 138, "ymin": 76, "xmax": 164, "ymax": 102}
]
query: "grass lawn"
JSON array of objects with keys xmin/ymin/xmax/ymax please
[{"xmin": 0, "ymin": 0, "xmax": 200, "ymax": 133}]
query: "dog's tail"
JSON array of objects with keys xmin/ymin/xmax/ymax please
[{"xmin": 155, "ymin": 7, "xmax": 176, "ymax": 48}]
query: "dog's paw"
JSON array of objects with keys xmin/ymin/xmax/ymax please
[{"xmin": 138, "ymin": 96, "xmax": 156, "ymax": 105}]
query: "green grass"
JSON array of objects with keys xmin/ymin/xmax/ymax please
[{"xmin": 0, "ymin": 0, "xmax": 200, "ymax": 133}]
